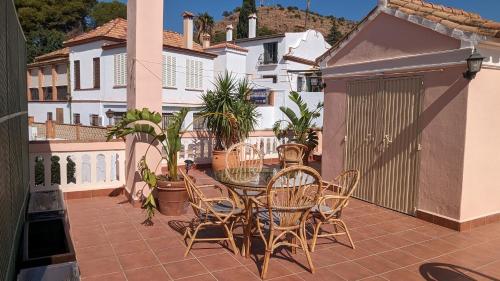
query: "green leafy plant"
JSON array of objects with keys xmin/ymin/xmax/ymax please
[
  {"xmin": 106, "ymin": 108, "xmax": 189, "ymax": 222},
  {"xmin": 200, "ymin": 72, "xmax": 260, "ymax": 151},
  {"xmin": 273, "ymin": 91, "xmax": 323, "ymax": 150}
]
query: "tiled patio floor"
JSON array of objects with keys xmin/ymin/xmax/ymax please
[{"xmin": 67, "ymin": 169, "xmax": 500, "ymax": 281}]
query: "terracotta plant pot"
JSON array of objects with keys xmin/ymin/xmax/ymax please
[
  {"xmin": 211, "ymin": 150, "xmax": 227, "ymax": 172},
  {"xmin": 156, "ymin": 176, "xmax": 195, "ymax": 216}
]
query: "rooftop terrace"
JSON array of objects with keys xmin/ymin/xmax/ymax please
[{"xmin": 67, "ymin": 168, "xmax": 500, "ymax": 281}]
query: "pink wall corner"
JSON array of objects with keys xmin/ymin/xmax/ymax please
[
  {"xmin": 126, "ymin": 0, "xmax": 164, "ymax": 199},
  {"xmin": 460, "ymin": 68, "xmax": 500, "ymax": 221},
  {"xmin": 416, "ymin": 66, "xmax": 469, "ymax": 220},
  {"xmin": 327, "ymin": 13, "xmax": 460, "ymax": 66},
  {"xmin": 321, "ymin": 79, "xmax": 347, "ymax": 181}
]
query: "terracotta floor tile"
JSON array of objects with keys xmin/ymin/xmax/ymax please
[
  {"xmin": 382, "ymin": 268, "xmax": 423, "ymax": 281},
  {"xmin": 270, "ymin": 274, "xmax": 304, "ymax": 281},
  {"xmin": 118, "ymin": 250, "xmax": 159, "ymax": 270},
  {"xmin": 106, "ymin": 229, "xmax": 142, "ymax": 245},
  {"xmin": 356, "ymin": 238, "xmax": 394, "ymax": 254},
  {"xmin": 396, "ymin": 230, "xmax": 433, "ymax": 243},
  {"xmin": 104, "ymin": 221, "xmax": 136, "ymax": 234},
  {"xmin": 245, "ymin": 258, "xmax": 294, "ymax": 279},
  {"xmin": 79, "ymin": 257, "xmax": 122, "ymax": 278},
  {"xmin": 378, "ymin": 249, "xmax": 422, "ymax": 267},
  {"xmin": 328, "ymin": 261, "xmax": 375, "ymax": 281},
  {"xmin": 310, "ymin": 249, "xmax": 348, "ymax": 267},
  {"xmin": 156, "ymin": 245, "xmax": 195, "ymax": 264},
  {"xmin": 331, "ymin": 244, "xmax": 372, "ymax": 260},
  {"xmin": 418, "ymin": 238, "xmax": 457, "ymax": 254},
  {"xmin": 400, "ymin": 243, "xmax": 442, "ymax": 260},
  {"xmin": 198, "ymin": 253, "xmax": 241, "ymax": 272},
  {"xmin": 146, "ymin": 236, "xmax": 184, "ymax": 253},
  {"xmin": 112, "ymin": 239, "xmax": 149, "ymax": 256},
  {"xmin": 298, "ymin": 267, "xmax": 344, "ymax": 281},
  {"xmin": 211, "ymin": 266, "xmax": 259, "ymax": 281},
  {"xmin": 354, "ymin": 254, "xmax": 400, "ymax": 274},
  {"xmin": 76, "ymin": 243, "xmax": 114, "ymax": 262},
  {"xmin": 176, "ymin": 273, "xmax": 217, "ymax": 281},
  {"xmin": 476, "ymin": 260, "xmax": 500, "ymax": 279},
  {"xmin": 163, "ymin": 259, "xmax": 208, "ymax": 279},
  {"xmin": 81, "ymin": 272, "xmax": 126, "ymax": 281},
  {"xmin": 377, "ymin": 233, "xmax": 414, "ymax": 248},
  {"xmin": 125, "ymin": 265, "xmax": 171, "ymax": 281},
  {"xmin": 413, "ymin": 225, "xmax": 456, "ymax": 238}
]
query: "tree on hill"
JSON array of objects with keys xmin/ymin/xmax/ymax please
[
  {"xmin": 236, "ymin": 0, "xmax": 257, "ymax": 39},
  {"xmin": 195, "ymin": 12, "xmax": 215, "ymax": 43},
  {"xmin": 326, "ymin": 22, "xmax": 342, "ymax": 45},
  {"xmin": 89, "ymin": 0, "xmax": 127, "ymax": 28},
  {"xmin": 15, "ymin": 0, "xmax": 97, "ymax": 61}
]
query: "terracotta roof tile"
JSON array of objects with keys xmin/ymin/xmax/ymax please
[
  {"xmin": 64, "ymin": 18, "xmax": 205, "ymax": 52},
  {"xmin": 204, "ymin": 42, "xmax": 248, "ymax": 53},
  {"xmin": 388, "ymin": 0, "xmax": 500, "ymax": 37},
  {"xmin": 34, "ymin": 47, "xmax": 69, "ymax": 62}
]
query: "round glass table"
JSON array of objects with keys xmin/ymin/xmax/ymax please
[{"xmin": 214, "ymin": 167, "xmax": 278, "ymax": 257}]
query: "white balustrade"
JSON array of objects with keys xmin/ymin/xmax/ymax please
[{"xmin": 29, "ymin": 148, "xmax": 126, "ymax": 193}]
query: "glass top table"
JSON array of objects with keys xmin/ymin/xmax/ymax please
[{"xmin": 214, "ymin": 167, "xmax": 277, "ymax": 192}]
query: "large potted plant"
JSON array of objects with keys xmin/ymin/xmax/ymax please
[
  {"xmin": 200, "ymin": 72, "xmax": 260, "ymax": 171},
  {"xmin": 107, "ymin": 108, "xmax": 190, "ymax": 220},
  {"xmin": 272, "ymin": 91, "xmax": 324, "ymax": 164}
]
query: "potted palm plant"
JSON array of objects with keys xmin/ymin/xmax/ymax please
[
  {"xmin": 200, "ymin": 72, "xmax": 260, "ymax": 171},
  {"xmin": 107, "ymin": 108, "xmax": 190, "ymax": 220},
  {"xmin": 273, "ymin": 91, "xmax": 324, "ymax": 164}
]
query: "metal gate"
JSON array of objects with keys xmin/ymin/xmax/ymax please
[{"xmin": 345, "ymin": 77, "xmax": 422, "ymax": 215}]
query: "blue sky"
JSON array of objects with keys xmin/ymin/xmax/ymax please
[{"xmin": 107, "ymin": 0, "xmax": 500, "ymax": 33}]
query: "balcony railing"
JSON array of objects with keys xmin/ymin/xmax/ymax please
[
  {"xmin": 28, "ymin": 131, "xmax": 319, "ymax": 193},
  {"xmin": 29, "ymin": 141, "xmax": 125, "ymax": 192}
]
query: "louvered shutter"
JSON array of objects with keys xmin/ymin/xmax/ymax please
[
  {"xmin": 162, "ymin": 55, "xmax": 166, "ymax": 87},
  {"xmin": 171, "ymin": 56, "xmax": 176, "ymax": 87}
]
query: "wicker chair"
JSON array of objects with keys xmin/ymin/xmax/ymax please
[
  {"xmin": 180, "ymin": 169, "xmax": 242, "ymax": 257},
  {"xmin": 253, "ymin": 166, "xmax": 322, "ymax": 279},
  {"xmin": 276, "ymin": 143, "xmax": 308, "ymax": 168},
  {"xmin": 309, "ymin": 170, "xmax": 360, "ymax": 252},
  {"xmin": 225, "ymin": 142, "xmax": 264, "ymax": 183}
]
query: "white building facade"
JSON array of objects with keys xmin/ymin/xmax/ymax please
[{"xmin": 28, "ymin": 13, "xmax": 330, "ymax": 132}]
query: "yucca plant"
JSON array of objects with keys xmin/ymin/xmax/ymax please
[
  {"xmin": 273, "ymin": 91, "xmax": 324, "ymax": 150},
  {"xmin": 106, "ymin": 108, "xmax": 189, "ymax": 221},
  {"xmin": 200, "ymin": 72, "xmax": 260, "ymax": 151}
]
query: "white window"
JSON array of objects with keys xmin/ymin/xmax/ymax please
[
  {"xmin": 185, "ymin": 59, "xmax": 203, "ymax": 89},
  {"xmin": 114, "ymin": 53, "xmax": 127, "ymax": 86},
  {"xmin": 162, "ymin": 55, "xmax": 176, "ymax": 88}
]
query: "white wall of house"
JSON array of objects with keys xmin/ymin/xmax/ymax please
[
  {"xmin": 29, "ymin": 30, "xmax": 329, "ymax": 131},
  {"xmin": 28, "ymin": 102, "xmax": 70, "ymax": 123}
]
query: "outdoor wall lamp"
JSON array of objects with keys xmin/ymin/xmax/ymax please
[
  {"xmin": 464, "ymin": 49, "xmax": 485, "ymax": 80},
  {"xmin": 105, "ymin": 109, "xmax": 114, "ymax": 126}
]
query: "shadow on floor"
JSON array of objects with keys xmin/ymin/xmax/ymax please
[{"xmin": 419, "ymin": 263, "xmax": 500, "ymax": 281}]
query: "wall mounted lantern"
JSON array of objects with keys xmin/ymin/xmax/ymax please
[
  {"xmin": 464, "ymin": 49, "xmax": 485, "ymax": 80},
  {"xmin": 105, "ymin": 109, "xmax": 114, "ymax": 126}
]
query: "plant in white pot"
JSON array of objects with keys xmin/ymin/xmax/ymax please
[{"xmin": 200, "ymin": 72, "xmax": 260, "ymax": 171}]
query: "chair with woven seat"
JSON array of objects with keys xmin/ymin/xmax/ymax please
[
  {"xmin": 180, "ymin": 169, "xmax": 242, "ymax": 257},
  {"xmin": 276, "ymin": 143, "xmax": 308, "ymax": 168},
  {"xmin": 253, "ymin": 165, "xmax": 322, "ymax": 279},
  {"xmin": 309, "ymin": 169, "xmax": 360, "ymax": 252},
  {"xmin": 225, "ymin": 142, "xmax": 264, "ymax": 184}
]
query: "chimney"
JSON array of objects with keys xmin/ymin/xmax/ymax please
[
  {"xmin": 226, "ymin": 24, "xmax": 233, "ymax": 42},
  {"xmin": 182, "ymin": 11, "xmax": 194, "ymax": 49},
  {"xmin": 202, "ymin": 33, "xmax": 211, "ymax": 48},
  {"xmin": 248, "ymin": 13, "xmax": 257, "ymax": 38}
]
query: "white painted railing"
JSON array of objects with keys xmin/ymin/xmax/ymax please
[{"xmin": 29, "ymin": 141, "xmax": 126, "ymax": 192}]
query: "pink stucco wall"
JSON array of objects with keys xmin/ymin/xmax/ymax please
[
  {"xmin": 126, "ymin": 0, "xmax": 164, "ymax": 199},
  {"xmin": 327, "ymin": 13, "xmax": 460, "ymax": 66},
  {"xmin": 460, "ymin": 68, "xmax": 500, "ymax": 221},
  {"xmin": 321, "ymin": 11, "xmax": 476, "ymax": 221}
]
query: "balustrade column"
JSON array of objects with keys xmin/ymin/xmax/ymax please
[{"xmin": 59, "ymin": 153, "xmax": 68, "ymax": 186}]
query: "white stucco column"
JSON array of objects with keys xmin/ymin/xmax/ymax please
[{"xmin": 126, "ymin": 0, "xmax": 164, "ymax": 200}]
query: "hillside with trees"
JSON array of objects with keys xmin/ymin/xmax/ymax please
[
  {"xmin": 15, "ymin": 0, "xmax": 127, "ymax": 62},
  {"xmin": 213, "ymin": 5, "xmax": 356, "ymax": 44}
]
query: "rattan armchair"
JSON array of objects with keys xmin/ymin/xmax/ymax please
[
  {"xmin": 225, "ymin": 142, "xmax": 264, "ymax": 183},
  {"xmin": 309, "ymin": 170, "xmax": 360, "ymax": 252},
  {"xmin": 253, "ymin": 166, "xmax": 322, "ymax": 279},
  {"xmin": 180, "ymin": 169, "xmax": 242, "ymax": 257},
  {"xmin": 276, "ymin": 143, "xmax": 308, "ymax": 168}
]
